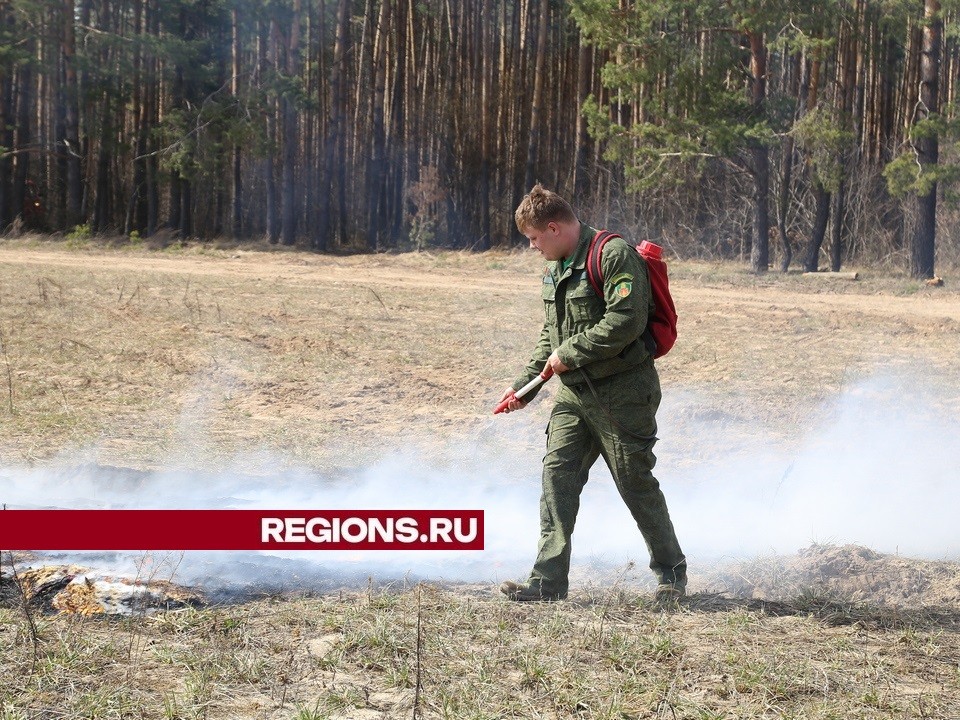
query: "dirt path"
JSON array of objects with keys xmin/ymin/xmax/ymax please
[
  {"xmin": 8, "ymin": 247, "xmax": 960, "ymax": 323},
  {"xmin": 1, "ymin": 247, "xmax": 534, "ymax": 293}
]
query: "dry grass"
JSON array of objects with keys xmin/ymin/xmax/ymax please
[
  {"xmin": 2, "ymin": 238, "xmax": 960, "ymax": 718},
  {"xmin": 0, "ymin": 238, "xmax": 545, "ymax": 469},
  {"xmin": 2, "ymin": 583, "xmax": 959, "ymax": 719},
  {"xmin": 2, "ymin": 237, "xmax": 959, "ymax": 471}
]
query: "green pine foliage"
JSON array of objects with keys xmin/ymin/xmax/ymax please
[
  {"xmin": 884, "ymin": 109, "xmax": 960, "ymax": 201},
  {"xmin": 570, "ymin": 0, "xmax": 810, "ymax": 193},
  {"xmin": 792, "ymin": 106, "xmax": 854, "ymax": 194}
]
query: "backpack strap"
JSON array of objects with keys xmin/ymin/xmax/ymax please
[
  {"xmin": 585, "ymin": 230, "xmax": 621, "ymax": 297},
  {"xmin": 588, "ymin": 229, "xmax": 658, "ymax": 356}
]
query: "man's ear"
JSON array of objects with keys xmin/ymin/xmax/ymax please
[{"xmin": 546, "ymin": 221, "xmax": 560, "ymax": 235}]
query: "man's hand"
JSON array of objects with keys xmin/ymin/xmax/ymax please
[
  {"xmin": 546, "ymin": 350, "xmax": 570, "ymax": 374},
  {"xmin": 498, "ymin": 387, "xmax": 528, "ymax": 413}
]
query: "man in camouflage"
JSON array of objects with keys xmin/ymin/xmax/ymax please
[{"xmin": 499, "ymin": 185, "xmax": 687, "ymax": 602}]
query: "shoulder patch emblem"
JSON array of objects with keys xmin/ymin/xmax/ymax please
[
  {"xmin": 615, "ymin": 281, "xmax": 632, "ymax": 298},
  {"xmin": 609, "ymin": 272, "xmax": 634, "ymax": 286}
]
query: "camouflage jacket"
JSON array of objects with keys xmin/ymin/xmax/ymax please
[{"xmin": 512, "ymin": 223, "xmax": 655, "ymax": 398}]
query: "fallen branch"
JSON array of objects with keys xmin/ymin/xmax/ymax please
[{"xmin": 802, "ymin": 271, "xmax": 859, "ymax": 281}]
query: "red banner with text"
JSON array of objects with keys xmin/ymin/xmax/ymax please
[{"xmin": 0, "ymin": 510, "xmax": 484, "ymax": 550}]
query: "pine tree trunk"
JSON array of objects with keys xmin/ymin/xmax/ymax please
[
  {"xmin": 180, "ymin": 180, "xmax": 192, "ymax": 237},
  {"xmin": 802, "ymin": 36, "xmax": 829, "ymax": 272},
  {"xmin": 392, "ymin": 0, "xmax": 412, "ymax": 246},
  {"xmin": 13, "ymin": 43, "xmax": 34, "ymax": 225},
  {"xmin": 510, "ymin": 0, "xmax": 531, "ymax": 218},
  {"xmin": 829, "ymin": 177, "xmax": 846, "ymax": 272},
  {"xmin": 303, "ymin": 2, "xmax": 314, "ymax": 244},
  {"xmin": 281, "ymin": 0, "xmax": 301, "ymax": 246},
  {"xmin": 168, "ymin": 17, "xmax": 184, "ymax": 233},
  {"xmin": 0, "ymin": 4, "xmax": 13, "ymax": 230},
  {"xmin": 777, "ymin": 52, "xmax": 801, "ymax": 272},
  {"xmin": 126, "ymin": 0, "xmax": 146, "ymax": 235},
  {"xmin": 92, "ymin": 98, "xmax": 110, "ymax": 231},
  {"xmin": 524, "ymin": 0, "xmax": 549, "ymax": 192},
  {"xmin": 828, "ymin": 1, "xmax": 860, "ymax": 272},
  {"xmin": 748, "ymin": 29, "xmax": 769, "ymax": 273},
  {"xmin": 913, "ymin": 0, "xmax": 940, "ymax": 279},
  {"xmin": 805, "ymin": 181, "xmax": 830, "ymax": 271},
  {"xmin": 231, "ymin": 6, "xmax": 243, "ymax": 237},
  {"xmin": 777, "ymin": 140, "xmax": 794, "ymax": 272},
  {"xmin": 573, "ymin": 35, "xmax": 592, "ymax": 200},
  {"xmin": 61, "ymin": 0, "xmax": 82, "ymax": 225},
  {"xmin": 478, "ymin": 0, "xmax": 492, "ymax": 249},
  {"xmin": 266, "ymin": 17, "xmax": 280, "ymax": 244},
  {"xmin": 317, "ymin": 0, "xmax": 350, "ymax": 251},
  {"xmin": 367, "ymin": 0, "xmax": 390, "ymax": 251},
  {"xmin": 145, "ymin": 0, "xmax": 158, "ymax": 236}
]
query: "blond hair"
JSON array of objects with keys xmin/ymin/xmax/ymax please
[{"xmin": 514, "ymin": 184, "xmax": 576, "ymax": 232}]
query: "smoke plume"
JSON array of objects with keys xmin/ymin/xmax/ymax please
[{"xmin": 2, "ymin": 369, "xmax": 958, "ymax": 595}]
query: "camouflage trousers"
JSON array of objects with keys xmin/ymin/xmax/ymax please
[{"xmin": 528, "ymin": 365, "xmax": 686, "ymax": 596}]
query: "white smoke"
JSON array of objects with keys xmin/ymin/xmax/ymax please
[
  {"xmin": 664, "ymin": 370, "xmax": 960, "ymax": 560},
  {"xmin": 2, "ymin": 369, "xmax": 959, "ymax": 594}
]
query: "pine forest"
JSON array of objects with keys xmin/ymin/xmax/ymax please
[{"xmin": 1, "ymin": 0, "xmax": 959, "ymax": 277}]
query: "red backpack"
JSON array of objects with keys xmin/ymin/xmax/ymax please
[{"xmin": 585, "ymin": 231, "xmax": 677, "ymax": 359}]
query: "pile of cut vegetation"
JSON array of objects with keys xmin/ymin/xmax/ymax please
[
  {"xmin": 716, "ymin": 543, "xmax": 960, "ymax": 607},
  {"xmin": 0, "ymin": 563, "xmax": 204, "ymax": 616}
]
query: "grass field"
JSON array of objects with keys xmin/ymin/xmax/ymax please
[{"xmin": 1, "ymin": 237, "xmax": 959, "ymax": 719}]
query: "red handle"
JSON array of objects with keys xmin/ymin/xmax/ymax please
[
  {"xmin": 493, "ymin": 392, "xmax": 516, "ymax": 415},
  {"xmin": 493, "ymin": 366, "xmax": 555, "ymax": 415}
]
